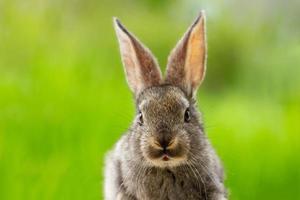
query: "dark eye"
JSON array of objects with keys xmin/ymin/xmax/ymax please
[
  {"xmin": 137, "ymin": 111, "xmax": 143, "ymax": 126},
  {"xmin": 184, "ymin": 108, "xmax": 191, "ymax": 123}
]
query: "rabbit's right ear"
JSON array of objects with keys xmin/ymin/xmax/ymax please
[
  {"xmin": 114, "ymin": 18, "xmax": 162, "ymax": 96},
  {"xmin": 165, "ymin": 11, "xmax": 207, "ymax": 98}
]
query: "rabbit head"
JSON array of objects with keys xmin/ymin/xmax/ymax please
[{"xmin": 114, "ymin": 11, "xmax": 207, "ymax": 168}]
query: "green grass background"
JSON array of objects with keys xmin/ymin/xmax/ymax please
[{"xmin": 0, "ymin": 0, "xmax": 300, "ymax": 199}]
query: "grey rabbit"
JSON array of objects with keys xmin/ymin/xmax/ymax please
[{"xmin": 104, "ymin": 11, "xmax": 227, "ymax": 200}]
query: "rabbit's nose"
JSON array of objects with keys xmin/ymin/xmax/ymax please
[
  {"xmin": 156, "ymin": 136, "xmax": 174, "ymax": 152},
  {"xmin": 159, "ymin": 138, "xmax": 170, "ymax": 151}
]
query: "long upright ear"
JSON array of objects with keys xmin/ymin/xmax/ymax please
[
  {"xmin": 113, "ymin": 18, "xmax": 162, "ymax": 96},
  {"xmin": 165, "ymin": 11, "xmax": 207, "ymax": 97}
]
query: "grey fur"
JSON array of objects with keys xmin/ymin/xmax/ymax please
[{"xmin": 105, "ymin": 12, "xmax": 227, "ymax": 200}]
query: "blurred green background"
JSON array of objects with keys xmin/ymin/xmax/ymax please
[{"xmin": 0, "ymin": 0, "xmax": 300, "ymax": 199}]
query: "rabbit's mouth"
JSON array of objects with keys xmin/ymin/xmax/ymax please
[
  {"xmin": 142, "ymin": 141, "xmax": 188, "ymax": 167},
  {"xmin": 162, "ymin": 154, "xmax": 170, "ymax": 161}
]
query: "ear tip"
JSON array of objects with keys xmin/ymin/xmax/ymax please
[
  {"xmin": 200, "ymin": 10, "xmax": 206, "ymax": 16},
  {"xmin": 113, "ymin": 17, "xmax": 121, "ymax": 28},
  {"xmin": 192, "ymin": 10, "xmax": 206, "ymax": 28},
  {"xmin": 113, "ymin": 17, "xmax": 129, "ymax": 36},
  {"xmin": 113, "ymin": 17, "xmax": 118, "ymax": 22},
  {"xmin": 198, "ymin": 10, "xmax": 206, "ymax": 21}
]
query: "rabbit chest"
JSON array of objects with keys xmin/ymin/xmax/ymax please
[{"xmin": 125, "ymin": 167, "xmax": 206, "ymax": 200}]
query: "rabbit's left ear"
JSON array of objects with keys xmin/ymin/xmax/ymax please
[
  {"xmin": 165, "ymin": 11, "xmax": 207, "ymax": 97},
  {"xmin": 114, "ymin": 18, "xmax": 162, "ymax": 97}
]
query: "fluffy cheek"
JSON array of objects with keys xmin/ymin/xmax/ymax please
[{"xmin": 139, "ymin": 134, "xmax": 152, "ymax": 160}]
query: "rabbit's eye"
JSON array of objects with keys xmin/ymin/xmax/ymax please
[
  {"xmin": 138, "ymin": 111, "xmax": 143, "ymax": 126},
  {"xmin": 184, "ymin": 108, "xmax": 191, "ymax": 123}
]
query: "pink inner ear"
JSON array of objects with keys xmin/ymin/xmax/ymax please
[
  {"xmin": 117, "ymin": 30, "xmax": 141, "ymax": 93},
  {"xmin": 164, "ymin": 13, "xmax": 207, "ymax": 96},
  {"xmin": 185, "ymin": 16, "xmax": 206, "ymax": 90},
  {"xmin": 114, "ymin": 18, "xmax": 162, "ymax": 96}
]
